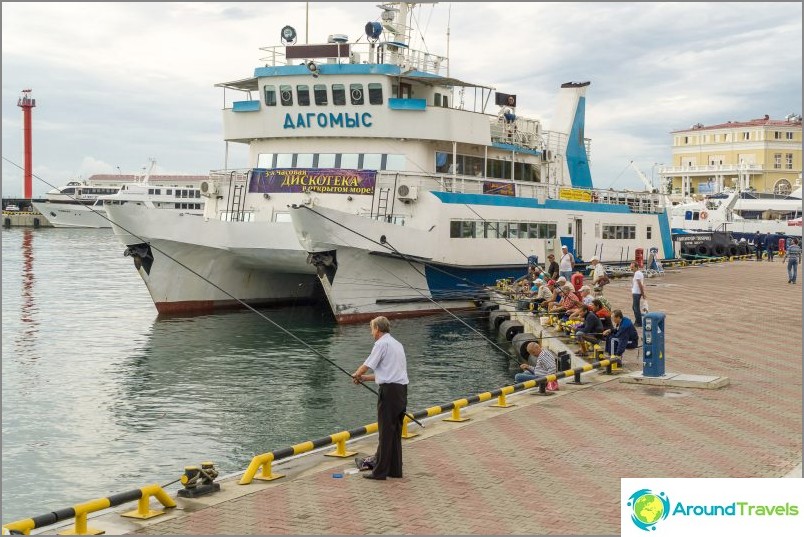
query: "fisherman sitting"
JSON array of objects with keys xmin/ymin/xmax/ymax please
[
  {"xmin": 601, "ymin": 309, "xmax": 639, "ymax": 358},
  {"xmin": 574, "ymin": 300, "xmax": 605, "ymax": 357}
]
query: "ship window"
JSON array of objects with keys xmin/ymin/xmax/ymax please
[
  {"xmin": 442, "ymin": 95, "xmax": 448, "ymax": 107},
  {"xmin": 276, "ymin": 153, "xmax": 293, "ymax": 167},
  {"xmin": 196, "ymin": 191, "xmax": 200, "ymax": 198},
  {"xmin": 297, "ymin": 85, "xmax": 310, "ymax": 106},
  {"xmin": 362, "ymin": 154, "xmax": 382, "ymax": 170},
  {"xmin": 296, "ymin": 153, "xmax": 314, "ymax": 168},
  {"xmin": 368, "ymin": 83, "xmax": 383, "ymax": 104},
  {"xmin": 62, "ymin": 188, "xmax": 75, "ymax": 194},
  {"xmin": 332, "ymin": 84, "xmax": 346, "ymax": 105},
  {"xmin": 257, "ymin": 153, "xmax": 276, "ymax": 168},
  {"xmin": 434, "ymin": 93, "xmax": 441, "ymax": 107},
  {"xmin": 166, "ymin": 189, "xmax": 172, "ymax": 195},
  {"xmin": 280, "ymin": 85, "xmax": 293, "ymax": 106},
  {"xmin": 318, "ymin": 154, "xmax": 336, "ymax": 168},
  {"xmin": 647, "ymin": 226, "xmax": 652, "ymax": 239},
  {"xmin": 264, "ymin": 85, "xmax": 277, "ymax": 106},
  {"xmin": 350, "ymin": 84, "xmax": 364, "ymax": 105},
  {"xmin": 314, "ymin": 84, "xmax": 328, "ymax": 105},
  {"xmin": 341, "ymin": 153, "xmax": 359, "ymax": 168},
  {"xmin": 385, "ymin": 154, "xmax": 406, "ymax": 171},
  {"xmin": 148, "ymin": 189, "xmax": 154, "ymax": 195}
]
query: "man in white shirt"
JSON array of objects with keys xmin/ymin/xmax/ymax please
[
  {"xmin": 559, "ymin": 245, "xmax": 575, "ymax": 281},
  {"xmin": 352, "ymin": 316, "xmax": 409, "ymax": 480},
  {"xmin": 630, "ymin": 261, "xmax": 646, "ymax": 327}
]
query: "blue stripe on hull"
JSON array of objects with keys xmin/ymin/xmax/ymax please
[
  {"xmin": 430, "ymin": 191, "xmax": 633, "ymax": 213},
  {"xmin": 424, "ymin": 264, "xmax": 524, "ymax": 299}
]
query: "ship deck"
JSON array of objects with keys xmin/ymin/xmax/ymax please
[{"xmin": 39, "ymin": 259, "xmax": 802, "ymax": 535}]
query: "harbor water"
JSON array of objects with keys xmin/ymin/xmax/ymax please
[{"xmin": 1, "ymin": 227, "xmax": 518, "ymax": 523}]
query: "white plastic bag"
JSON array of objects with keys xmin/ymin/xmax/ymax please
[{"xmin": 640, "ymin": 298, "xmax": 650, "ymax": 314}]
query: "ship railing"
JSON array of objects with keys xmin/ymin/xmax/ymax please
[
  {"xmin": 662, "ymin": 164, "xmax": 764, "ymax": 174},
  {"xmin": 373, "ymin": 171, "xmax": 665, "ymax": 214},
  {"xmin": 489, "ymin": 117, "xmax": 542, "ymax": 149},
  {"xmin": 258, "ymin": 42, "xmax": 448, "ymax": 76},
  {"xmin": 238, "ymin": 356, "xmax": 622, "ymax": 485}
]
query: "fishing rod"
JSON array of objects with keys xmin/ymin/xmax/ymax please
[
  {"xmin": 297, "ymin": 205, "xmax": 528, "ymax": 366},
  {"xmin": 2, "ymin": 157, "xmax": 424, "ymax": 429}
]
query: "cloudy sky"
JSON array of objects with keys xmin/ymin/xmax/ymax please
[{"xmin": 2, "ymin": 2, "xmax": 801, "ymax": 197}]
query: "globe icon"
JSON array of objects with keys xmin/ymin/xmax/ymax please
[{"xmin": 633, "ymin": 493, "xmax": 664, "ymax": 525}]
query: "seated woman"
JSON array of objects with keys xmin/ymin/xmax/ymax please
[{"xmin": 548, "ymin": 284, "xmax": 581, "ymax": 315}]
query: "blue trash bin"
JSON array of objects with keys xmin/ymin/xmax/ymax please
[{"xmin": 642, "ymin": 312, "xmax": 666, "ymax": 377}]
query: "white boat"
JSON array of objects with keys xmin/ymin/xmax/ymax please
[
  {"xmin": 670, "ymin": 187, "xmax": 802, "ymax": 238},
  {"xmin": 105, "ymin": 2, "xmax": 671, "ymax": 318},
  {"xmin": 32, "ymin": 164, "xmax": 208, "ymax": 229}
]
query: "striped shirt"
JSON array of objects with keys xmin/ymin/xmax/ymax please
[
  {"xmin": 786, "ymin": 244, "xmax": 802, "ymax": 263},
  {"xmin": 528, "ymin": 348, "xmax": 558, "ymax": 377}
]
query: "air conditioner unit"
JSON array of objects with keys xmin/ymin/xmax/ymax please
[
  {"xmin": 397, "ymin": 184, "xmax": 418, "ymax": 201},
  {"xmin": 200, "ymin": 181, "xmax": 220, "ymax": 197}
]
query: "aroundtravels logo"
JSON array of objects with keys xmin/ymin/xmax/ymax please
[{"xmin": 627, "ymin": 489, "xmax": 671, "ymax": 531}]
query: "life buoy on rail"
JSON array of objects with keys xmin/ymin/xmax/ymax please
[{"xmin": 700, "ymin": 210, "xmax": 708, "ymax": 220}]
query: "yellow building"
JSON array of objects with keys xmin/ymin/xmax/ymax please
[{"xmin": 661, "ymin": 114, "xmax": 802, "ymax": 201}]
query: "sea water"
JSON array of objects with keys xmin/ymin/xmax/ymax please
[{"xmin": 1, "ymin": 227, "xmax": 519, "ymax": 523}]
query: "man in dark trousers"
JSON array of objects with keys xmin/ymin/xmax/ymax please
[{"xmin": 352, "ymin": 316, "xmax": 409, "ymax": 480}]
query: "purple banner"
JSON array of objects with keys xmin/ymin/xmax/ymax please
[
  {"xmin": 483, "ymin": 181, "xmax": 516, "ymax": 197},
  {"xmin": 249, "ymin": 168, "xmax": 376, "ymax": 195}
]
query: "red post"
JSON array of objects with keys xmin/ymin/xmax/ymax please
[{"xmin": 17, "ymin": 89, "xmax": 36, "ymax": 200}]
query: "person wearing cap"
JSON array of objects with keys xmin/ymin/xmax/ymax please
[
  {"xmin": 589, "ymin": 256, "xmax": 609, "ymax": 291},
  {"xmin": 559, "ymin": 245, "xmax": 575, "ymax": 281},
  {"xmin": 546, "ymin": 253, "xmax": 559, "ymax": 281},
  {"xmin": 567, "ymin": 286, "xmax": 594, "ymax": 321},
  {"xmin": 531, "ymin": 277, "xmax": 553, "ymax": 308}
]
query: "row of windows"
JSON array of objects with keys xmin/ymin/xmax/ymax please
[
  {"xmin": 257, "ymin": 152, "xmax": 406, "ymax": 171},
  {"xmin": 773, "ymin": 153, "xmax": 794, "ymax": 169},
  {"xmin": 265, "ymin": 83, "xmax": 383, "ymax": 107},
  {"xmin": 61, "ymin": 187, "xmax": 118, "ymax": 195},
  {"xmin": 436, "ymin": 152, "xmax": 540, "ymax": 182},
  {"xmin": 602, "ymin": 225, "xmax": 637, "ymax": 240},
  {"xmin": 175, "ymin": 202, "xmax": 202, "ymax": 210},
  {"xmin": 680, "ymin": 131, "xmax": 796, "ymax": 144},
  {"xmin": 449, "ymin": 220, "xmax": 558, "ymax": 239},
  {"xmin": 146, "ymin": 188, "xmax": 201, "ymax": 198}
]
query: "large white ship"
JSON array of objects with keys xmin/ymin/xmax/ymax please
[
  {"xmin": 32, "ymin": 167, "xmax": 207, "ymax": 229},
  {"xmin": 105, "ymin": 2, "xmax": 671, "ymax": 318}
]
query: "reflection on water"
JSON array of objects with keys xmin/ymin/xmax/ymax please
[{"xmin": 1, "ymin": 228, "xmax": 517, "ymax": 523}]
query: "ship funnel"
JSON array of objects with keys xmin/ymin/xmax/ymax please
[{"xmin": 552, "ymin": 81, "xmax": 592, "ymax": 189}]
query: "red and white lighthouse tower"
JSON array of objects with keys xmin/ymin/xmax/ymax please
[{"xmin": 17, "ymin": 89, "xmax": 36, "ymax": 199}]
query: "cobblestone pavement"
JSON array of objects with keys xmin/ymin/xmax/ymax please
[{"xmin": 124, "ymin": 260, "xmax": 801, "ymax": 535}]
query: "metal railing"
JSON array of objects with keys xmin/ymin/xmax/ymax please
[
  {"xmin": 238, "ymin": 357, "xmax": 621, "ymax": 485},
  {"xmin": 2, "ymin": 484, "xmax": 176, "ymax": 535}
]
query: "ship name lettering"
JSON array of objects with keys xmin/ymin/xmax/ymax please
[{"xmin": 282, "ymin": 112, "xmax": 373, "ymax": 130}]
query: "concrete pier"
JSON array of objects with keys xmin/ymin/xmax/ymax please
[
  {"xmin": 29, "ymin": 260, "xmax": 803, "ymax": 535},
  {"xmin": 2, "ymin": 210, "xmax": 53, "ymax": 227}
]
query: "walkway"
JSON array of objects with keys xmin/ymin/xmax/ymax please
[{"xmin": 52, "ymin": 260, "xmax": 804, "ymax": 535}]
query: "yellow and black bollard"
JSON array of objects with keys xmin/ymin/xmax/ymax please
[{"xmin": 178, "ymin": 462, "xmax": 220, "ymax": 498}]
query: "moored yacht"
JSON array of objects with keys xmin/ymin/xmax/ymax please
[{"xmin": 105, "ymin": 2, "xmax": 671, "ymax": 318}]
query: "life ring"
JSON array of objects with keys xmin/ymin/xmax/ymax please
[{"xmin": 700, "ymin": 210, "xmax": 708, "ymax": 220}]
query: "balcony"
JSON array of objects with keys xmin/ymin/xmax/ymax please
[{"xmin": 661, "ymin": 164, "xmax": 763, "ymax": 175}]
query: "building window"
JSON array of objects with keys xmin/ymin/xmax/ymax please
[
  {"xmin": 786, "ymin": 153, "xmax": 793, "ymax": 169},
  {"xmin": 774, "ymin": 179, "xmax": 792, "ymax": 196},
  {"xmin": 775, "ymin": 131, "xmax": 782, "ymax": 139},
  {"xmin": 647, "ymin": 226, "xmax": 652, "ymax": 240},
  {"xmin": 683, "ymin": 136, "xmax": 689, "ymax": 144},
  {"xmin": 350, "ymin": 84, "xmax": 364, "ymax": 105},
  {"xmin": 774, "ymin": 154, "xmax": 782, "ymax": 169},
  {"xmin": 332, "ymin": 84, "xmax": 346, "ymax": 105},
  {"xmin": 602, "ymin": 225, "xmax": 636, "ymax": 240},
  {"xmin": 279, "ymin": 85, "xmax": 293, "ymax": 106},
  {"xmin": 264, "ymin": 85, "xmax": 277, "ymax": 106},
  {"xmin": 368, "ymin": 83, "xmax": 383, "ymax": 105},
  {"xmin": 786, "ymin": 132, "xmax": 794, "ymax": 140},
  {"xmin": 313, "ymin": 84, "xmax": 328, "ymax": 105},
  {"xmin": 296, "ymin": 85, "xmax": 310, "ymax": 106},
  {"xmin": 742, "ymin": 131, "xmax": 750, "ymax": 140}
]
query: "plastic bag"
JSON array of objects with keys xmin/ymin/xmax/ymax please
[
  {"xmin": 546, "ymin": 380, "xmax": 559, "ymax": 391},
  {"xmin": 640, "ymin": 298, "xmax": 650, "ymax": 314}
]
